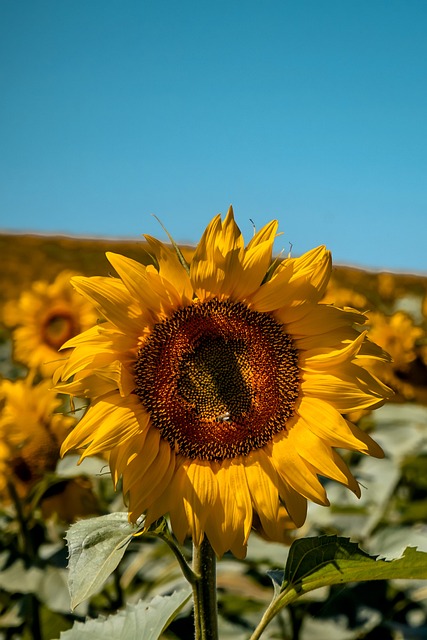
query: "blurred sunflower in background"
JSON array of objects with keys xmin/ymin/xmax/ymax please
[
  {"xmin": 2, "ymin": 270, "xmax": 99, "ymax": 377},
  {"xmin": 56, "ymin": 207, "xmax": 392, "ymax": 558},
  {"xmin": 0, "ymin": 375, "xmax": 74, "ymax": 499},
  {"xmin": 0, "ymin": 374, "xmax": 98, "ymax": 521},
  {"xmin": 367, "ymin": 310, "xmax": 424, "ymax": 400}
]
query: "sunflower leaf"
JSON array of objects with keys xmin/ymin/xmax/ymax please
[
  {"xmin": 56, "ymin": 589, "xmax": 192, "ymax": 640},
  {"xmin": 280, "ymin": 535, "xmax": 427, "ymax": 597},
  {"xmin": 252, "ymin": 536, "xmax": 427, "ymax": 639},
  {"xmin": 66, "ymin": 512, "xmax": 142, "ymax": 609}
]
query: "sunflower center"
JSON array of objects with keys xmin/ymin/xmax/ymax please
[
  {"xmin": 42, "ymin": 311, "xmax": 77, "ymax": 350},
  {"xmin": 134, "ymin": 298, "xmax": 300, "ymax": 461}
]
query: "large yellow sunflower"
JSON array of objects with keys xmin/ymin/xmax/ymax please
[
  {"xmin": 57, "ymin": 208, "xmax": 391, "ymax": 558},
  {"xmin": 3, "ymin": 270, "xmax": 99, "ymax": 377}
]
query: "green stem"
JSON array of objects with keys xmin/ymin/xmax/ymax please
[
  {"xmin": 192, "ymin": 536, "xmax": 219, "ymax": 640},
  {"xmin": 155, "ymin": 530, "xmax": 196, "ymax": 586},
  {"xmin": 7, "ymin": 482, "xmax": 42, "ymax": 640},
  {"xmin": 249, "ymin": 587, "xmax": 295, "ymax": 640},
  {"xmin": 7, "ymin": 481, "xmax": 35, "ymax": 557}
]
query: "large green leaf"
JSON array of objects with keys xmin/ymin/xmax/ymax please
[
  {"xmin": 273, "ymin": 535, "xmax": 427, "ymax": 602},
  {"xmin": 66, "ymin": 512, "xmax": 142, "ymax": 609},
  {"xmin": 56, "ymin": 588, "xmax": 192, "ymax": 640},
  {"xmin": 255, "ymin": 535, "xmax": 427, "ymax": 640}
]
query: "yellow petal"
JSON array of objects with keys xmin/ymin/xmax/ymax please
[
  {"xmin": 288, "ymin": 423, "xmax": 360, "ymax": 496},
  {"xmin": 249, "ymin": 261, "xmax": 294, "ymax": 311},
  {"xmin": 297, "ymin": 396, "xmax": 384, "ymax": 457},
  {"xmin": 282, "ymin": 304, "xmax": 366, "ymax": 338},
  {"xmin": 106, "ymin": 253, "xmax": 165, "ymax": 316},
  {"xmin": 57, "ymin": 346, "xmax": 119, "ymax": 382},
  {"xmin": 60, "ymin": 393, "xmax": 148, "ymax": 458},
  {"xmin": 301, "ymin": 331, "xmax": 367, "ymax": 370},
  {"xmin": 120, "ymin": 427, "xmax": 161, "ymax": 495},
  {"xmin": 168, "ymin": 460, "xmax": 191, "ymax": 544},
  {"xmin": 144, "ymin": 235, "xmax": 194, "ymax": 303},
  {"xmin": 181, "ymin": 460, "xmax": 218, "ymax": 547},
  {"xmin": 204, "ymin": 459, "xmax": 252, "ymax": 558},
  {"xmin": 252, "ymin": 246, "xmax": 331, "ymax": 312},
  {"xmin": 301, "ymin": 364, "xmax": 391, "ymax": 412},
  {"xmin": 190, "ymin": 207, "xmax": 248, "ymax": 301},
  {"xmin": 244, "ymin": 450, "xmax": 282, "ymax": 541},
  {"xmin": 190, "ymin": 214, "xmax": 223, "ymax": 300},
  {"xmin": 275, "ymin": 474, "xmax": 307, "ymax": 527},
  {"xmin": 270, "ymin": 433, "xmax": 329, "ymax": 505},
  {"xmin": 125, "ymin": 439, "xmax": 175, "ymax": 512},
  {"xmin": 72, "ymin": 276, "xmax": 143, "ymax": 335},
  {"xmin": 287, "ymin": 245, "xmax": 332, "ymax": 296},
  {"xmin": 236, "ymin": 220, "xmax": 279, "ymax": 299}
]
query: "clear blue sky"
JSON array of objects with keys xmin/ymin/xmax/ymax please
[{"xmin": 1, "ymin": 1, "xmax": 426, "ymax": 272}]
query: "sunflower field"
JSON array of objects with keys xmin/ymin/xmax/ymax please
[{"xmin": 1, "ymin": 215, "xmax": 427, "ymax": 640}]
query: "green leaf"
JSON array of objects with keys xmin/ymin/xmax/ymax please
[
  {"xmin": 66, "ymin": 512, "xmax": 141, "ymax": 609},
  {"xmin": 56, "ymin": 588, "xmax": 192, "ymax": 640},
  {"xmin": 282, "ymin": 535, "xmax": 427, "ymax": 598},
  {"xmin": 251, "ymin": 535, "xmax": 427, "ymax": 639}
]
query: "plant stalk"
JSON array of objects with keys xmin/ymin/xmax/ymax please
[
  {"xmin": 7, "ymin": 481, "xmax": 42, "ymax": 640},
  {"xmin": 192, "ymin": 536, "xmax": 219, "ymax": 640}
]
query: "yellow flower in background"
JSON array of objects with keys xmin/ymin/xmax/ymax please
[
  {"xmin": 3, "ymin": 270, "xmax": 98, "ymax": 377},
  {"xmin": 0, "ymin": 374, "xmax": 75, "ymax": 500},
  {"xmin": 322, "ymin": 278, "xmax": 368, "ymax": 311},
  {"xmin": 57, "ymin": 207, "xmax": 391, "ymax": 558},
  {"xmin": 0, "ymin": 438, "xmax": 11, "ymax": 496},
  {"xmin": 376, "ymin": 272, "xmax": 397, "ymax": 303},
  {"xmin": 367, "ymin": 311, "xmax": 423, "ymax": 370},
  {"xmin": 366, "ymin": 310, "xmax": 424, "ymax": 400}
]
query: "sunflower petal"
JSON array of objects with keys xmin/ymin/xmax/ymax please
[
  {"xmin": 244, "ymin": 450, "xmax": 281, "ymax": 540},
  {"xmin": 298, "ymin": 396, "xmax": 384, "ymax": 457}
]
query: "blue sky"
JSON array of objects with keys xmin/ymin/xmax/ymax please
[{"xmin": 1, "ymin": 1, "xmax": 426, "ymax": 272}]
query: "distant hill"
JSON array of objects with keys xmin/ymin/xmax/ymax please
[{"xmin": 1, "ymin": 232, "xmax": 426, "ymax": 309}]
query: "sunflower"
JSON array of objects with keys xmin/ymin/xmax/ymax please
[
  {"xmin": 366, "ymin": 310, "xmax": 424, "ymax": 400},
  {"xmin": 3, "ymin": 270, "xmax": 99, "ymax": 377},
  {"xmin": 57, "ymin": 207, "xmax": 391, "ymax": 558},
  {"xmin": 0, "ymin": 374, "xmax": 75, "ymax": 501}
]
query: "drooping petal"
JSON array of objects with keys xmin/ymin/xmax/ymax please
[
  {"xmin": 301, "ymin": 331, "xmax": 367, "ymax": 370},
  {"xmin": 181, "ymin": 460, "xmax": 218, "ymax": 547},
  {"xmin": 60, "ymin": 393, "xmax": 149, "ymax": 459},
  {"xmin": 280, "ymin": 304, "xmax": 366, "ymax": 338},
  {"xmin": 287, "ymin": 422, "xmax": 361, "ymax": 496},
  {"xmin": 204, "ymin": 459, "xmax": 252, "ymax": 558},
  {"xmin": 301, "ymin": 364, "xmax": 392, "ymax": 412},
  {"xmin": 275, "ymin": 473, "xmax": 308, "ymax": 527},
  {"xmin": 270, "ymin": 430, "xmax": 329, "ymax": 505},
  {"xmin": 297, "ymin": 396, "xmax": 384, "ymax": 457},
  {"xmin": 244, "ymin": 450, "xmax": 282, "ymax": 541}
]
